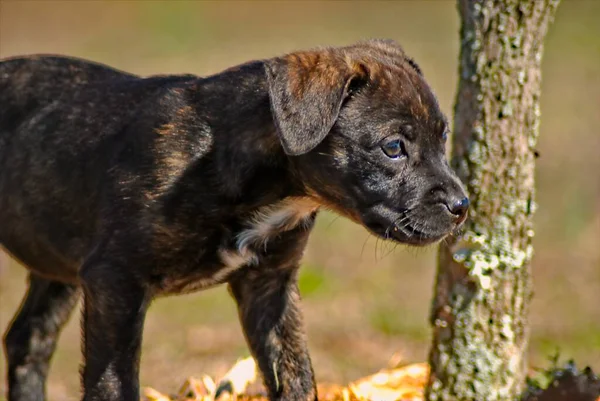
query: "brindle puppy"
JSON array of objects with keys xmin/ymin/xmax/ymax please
[{"xmin": 0, "ymin": 39, "xmax": 468, "ymax": 401}]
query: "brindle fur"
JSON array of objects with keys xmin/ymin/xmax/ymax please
[{"xmin": 0, "ymin": 40, "xmax": 468, "ymax": 401}]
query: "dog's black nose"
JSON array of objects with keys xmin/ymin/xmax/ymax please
[{"xmin": 448, "ymin": 197, "xmax": 469, "ymax": 221}]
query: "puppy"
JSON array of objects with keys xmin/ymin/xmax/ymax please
[{"xmin": 0, "ymin": 39, "xmax": 468, "ymax": 401}]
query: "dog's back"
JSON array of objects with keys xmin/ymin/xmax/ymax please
[{"xmin": 0, "ymin": 55, "xmax": 135, "ymax": 134}]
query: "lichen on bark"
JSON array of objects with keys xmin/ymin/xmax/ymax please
[{"xmin": 426, "ymin": 1, "xmax": 560, "ymax": 400}]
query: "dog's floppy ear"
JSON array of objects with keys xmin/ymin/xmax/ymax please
[{"xmin": 265, "ymin": 52, "xmax": 367, "ymax": 156}]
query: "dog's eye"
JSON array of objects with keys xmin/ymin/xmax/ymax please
[
  {"xmin": 381, "ymin": 139, "xmax": 406, "ymax": 159},
  {"xmin": 442, "ymin": 130, "xmax": 449, "ymax": 142}
]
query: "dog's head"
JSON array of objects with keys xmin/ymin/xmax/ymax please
[{"xmin": 265, "ymin": 39, "xmax": 468, "ymax": 246}]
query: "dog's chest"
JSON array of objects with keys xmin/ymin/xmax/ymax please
[
  {"xmin": 156, "ymin": 198, "xmax": 319, "ymax": 295},
  {"xmin": 220, "ymin": 197, "xmax": 319, "ymax": 269}
]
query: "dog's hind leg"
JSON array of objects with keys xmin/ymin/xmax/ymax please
[
  {"xmin": 3, "ymin": 274, "xmax": 80, "ymax": 401},
  {"xmin": 228, "ymin": 267, "xmax": 317, "ymax": 401}
]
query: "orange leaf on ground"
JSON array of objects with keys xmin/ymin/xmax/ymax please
[{"xmin": 142, "ymin": 359, "xmax": 429, "ymax": 401}]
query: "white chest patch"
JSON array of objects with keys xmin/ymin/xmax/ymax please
[{"xmin": 219, "ymin": 197, "xmax": 319, "ymax": 270}]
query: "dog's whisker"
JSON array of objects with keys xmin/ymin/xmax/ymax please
[
  {"xmin": 397, "ymin": 218, "xmax": 413, "ymax": 238},
  {"xmin": 374, "ymin": 236, "xmax": 379, "ymax": 262},
  {"xmin": 325, "ymin": 215, "xmax": 341, "ymax": 231},
  {"xmin": 414, "ymin": 220, "xmax": 425, "ymax": 243},
  {"xmin": 442, "ymin": 236, "xmax": 450, "ymax": 248},
  {"xmin": 381, "ymin": 236, "xmax": 390, "ymax": 258},
  {"xmin": 377, "ymin": 237, "xmax": 385, "ymax": 262},
  {"xmin": 360, "ymin": 234, "xmax": 371, "ymax": 260},
  {"xmin": 382, "ymin": 242, "xmax": 396, "ymax": 259}
]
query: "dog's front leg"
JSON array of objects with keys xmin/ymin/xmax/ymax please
[
  {"xmin": 79, "ymin": 256, "xmax": 150, "ymax": 401},
  {"xmin": 229, "ymin": 267, "xmax": 317, "ymax": 401}
]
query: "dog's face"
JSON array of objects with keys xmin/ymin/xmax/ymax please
[{"xmin": 266, "ymin": 39, "xmax": 468, "ymax": 246}]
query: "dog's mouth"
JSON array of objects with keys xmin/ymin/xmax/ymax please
[
  {"xmin": 366, "ymin": 220, "xmax": 444, "ymax": 246},
  {"xmin": 395, "ymin": 221, "xmax": 447, "ymax": 246},
  {"xmin": 361, "ymin": 207, "xmax": 452, "ymax": 247}
]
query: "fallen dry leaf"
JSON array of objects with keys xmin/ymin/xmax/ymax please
[
  {"xmin": 177, "ymin": 376, "xmax": 216, "ymax": 400},
  {"xmin": 143, "ymin": 387, "xmax": 173, "ymax": 401},
  {"xmin": 214, "ymin": 357, "xmax": 259, "ymax": 399},
  {"xmin": 142, "ymin": 357, "xmax": 599, "ymax": 401},
  {"xmin": 347, "ymin": 363, "xmax": 429, "ymax": 401},
  {"xmin": 142, "ymin": 357, "xmax": 428, "ymax": 401}
]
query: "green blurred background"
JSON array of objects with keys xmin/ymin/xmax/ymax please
[{"xmin": 0, "ymin": 1, "xmax": 598, "ymax": 399}]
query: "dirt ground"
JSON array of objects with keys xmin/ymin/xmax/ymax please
[{"xmin": 0, "ymin": 2, "xmax": 599, "ymax": 400}]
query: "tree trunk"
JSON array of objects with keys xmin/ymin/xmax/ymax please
[{"xmin": 426, "ymin": 1, "xmax": 559, "ymax": 400}]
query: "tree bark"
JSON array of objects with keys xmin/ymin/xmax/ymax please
[{"xmin": 426, "ymin": 1, "xmax": 560, "ymax": 400}]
